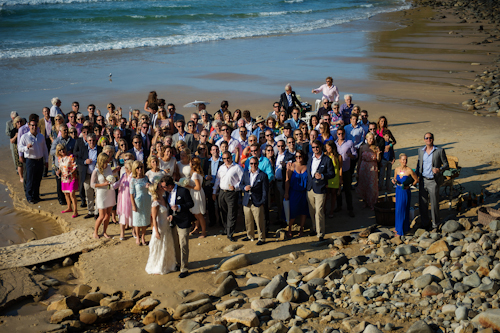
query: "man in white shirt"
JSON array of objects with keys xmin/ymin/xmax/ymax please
[
  {"xmin": 216, "ymin": 125, "xmax": 241, "ymax": 157},
  {"xmin": 273, "ymin": 140, "xmax": 289, "ymax": 225},
  {"xmin": 213, "ymin": 151, "xmax": 244, "ymax": 242},
  {"xmin": 18, "ymin": 120, "xmax": 48, "ymax": 204}
]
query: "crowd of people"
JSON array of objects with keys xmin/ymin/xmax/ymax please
[{"xmin": 5, "ymin": 78, "xmax": 449, "ymax": 277}]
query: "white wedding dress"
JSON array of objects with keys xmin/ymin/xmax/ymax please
[{"xmin": 145, "ymin": 201, "xmax": 176, "ymax": 275}]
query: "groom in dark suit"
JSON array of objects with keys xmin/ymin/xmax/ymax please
[
  {"xmin": 279, "ymin": 84, "xmax": 302, "ymax": 117},
  {"xmin": 160, "ymin": 175, "xmax": 195, "ymax": 278},
  {"xmin": 416, "ymin": 132, "xmax": 449, "ymax": 230}
]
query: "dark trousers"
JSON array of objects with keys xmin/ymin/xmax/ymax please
[
  {"xmin": 337, "ymin": 169, "xmax": 353, "ymax": 211},
  {"xmin": 204, "ymin": 185, "xmax": 218, "ymax": 226},
  {"xmin": 219, "ymin": 190, "xmax": 239, "ymax": 238},
  {"xmin": 78, "ymin": 171, "xmax": 86, "ymax": 203},
  {"xmin": 44, "ymin": 138, "xmax": 51, "ymax": 175},
  {"xmin": 56, "ymin": 176, "xmax": 66, "ymax": 204},
  {"xmin": 25, "ymin": 158, "xmax": 44, "ymax": 201}
]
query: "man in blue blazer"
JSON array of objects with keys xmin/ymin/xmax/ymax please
[
  {"xmin": 240, "ymin": 157, "xmax": 269, "ymax": 245},
  {"xmin": 307, "ymin": 140, "xmax": 335, "ymax": 241}
]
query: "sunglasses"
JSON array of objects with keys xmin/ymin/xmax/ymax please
[
  {"xmin": 249, "ymin": 162, "xmax": 258, "ymax": 165},
  {"xmin": 222, "ymin": 157, "xmax": 231, "ymax": 160}
]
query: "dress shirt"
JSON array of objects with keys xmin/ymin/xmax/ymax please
[
  {"xmin": 286, "ymin": 93, "xmax": 293, "ymax": 106},
  {"xmin": 275, "ymin": 152, "xmax": 286, "ymax": 180},
  {"xmin": 244, "ymin": 156, "xmax": 274, "ymax": 181},
  {"xmin": 177, "ymin": 131, "xmax": 186, "ymax": 142},
  {"xmin": 274, "ymin": 133, "xmax": 290, "ymax": 143},
  {"xmin": 50, "ymin": 105, "xmax": 63, "ymax": 118},
  {"xmin": 336, "ymin": 139, "xmax": 357, "ymax": 172},
  {"xmin": 44, "ymin": 119, "xmax": 52, "ymax": 138},
  {"xmin": 87, "ymin": 146, "xmax": 98, "ymax": 174},
  {"xmin": 216, "ymin": 137, "xmax": 241, "ymax": 154},
  {"xmin": 134, "ymin": 148, "xmax": 144, "ymax": 162},
  {"xmin": 213, "ymin": 163, "xmax": 244, "ymax": 193},
  {"xmin": 252, "ymin": 126, "xmax": 270, "ymax": 140},
  {"xmin": 339, "ymin": 103, "xmax": 354, "ymax": 124},
  {"xmin": 18, "ymin": 123, "xmax": 31, "ymax": 158},
  {"xmin": 209, "ymin": 157, "xmax": 221, "ymax": 184},
  {"xmin": 285, "ymin": 118, "xmax": 303, "ymax": 131},
  {"xmin": 18, "ymin": 132, "xmax": 49, "ymax": 163},
  {"xmin": 237, "ymin": 137, "xmax": 249, "ymax": 149},
  {"xmin": 312, "ymin": 84, "xmax": 339, "ymax": 102},
  {"xmin": 151, "ymin": 112, "xmax": 158, "ymax": 129},
  {"xmin": 168, "ymin": 185, "xmax": 181, "ymax": 211},
  {"xmin": 67, "ymin": 122, "xmax": 83, "ymax": 136},
  {"xmin": 141, "ymin": 132, "xmax": 150, "ymax": 148},
  {"xmin": 422, "ymin": 146, "xmax": 436, "ymax": 179},
  {"xmin": 358, "ymin": 120, "xmax": 369, "ymax": 135},
  {"xmin": 344, "ymin": 124, "xmax": 366, "ymax": 149},
  {"xmin": 244, "ymin": 121, "xmax": 253, "ymax": 133},
  {"xmin": 311, "ymin": 153, "xmax": 323, "ymax": 176},
  {"xmin": 261, "ymin": 141, "xmax": 278, "ymax": 155},
  {"xmin": 249, "ymin": 170, "xmax": 259, "ymax": 187}
]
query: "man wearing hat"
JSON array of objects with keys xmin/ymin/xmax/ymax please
[
  {"xmin": 252, "ymin": 116, "xmax": 270, "ymax": 140},
  {"xmin": 275, "ymin": 123, "xmax": 293, "ymax": 143}
]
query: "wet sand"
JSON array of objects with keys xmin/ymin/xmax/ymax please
[{"xmin": 1, "ymin": 2, "xmax": 500, "ymax": 328}]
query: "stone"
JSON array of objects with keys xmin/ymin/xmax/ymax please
[
  {"xmin": 100, "ymin": 295, "xmax": 120, "ymax": 306},
  {"xmin": 345, "ymin": 273, "xmax": 368, "ymax": 286},
  {"xmin": 289, "ymin": 251, "xmax": 302, "ymax": 260},
  {"xmin": 442, "ymin": 220, "xmax": 460, "ymax": 233},
  {"xmin": 384, "ymin": 323, "xmax": 395, "ymax": 331},
  {"xmin": 413, "ymin": 274, "xmax": 433, "ymax": 289},
  {"xmin": 263, "ymin": 322, "xmax": 287, "ymax": 333},
  {"xmin": 287, "ymin": 326, "xmax": 304, "ymax": 333},
  {"xmin": 427, "ymin": 240, "xmax": 450, "ymax": 255},
  {"xmin": 442, "ymin": 304, "xmax": 457, "ymax": 315},
  {"xmin": 131, "ymin": 297, "xmax": 160, "ymax": 313},
  {"xmin": 191, "ymin": 325, "xmax": 227, "ymax": 333},
  {"xmin": 394, "ymin": 245, "xmax": 418, "ymax": 256},
  {"xmin": 79, "ymin": 306, "xmax": 114, "ymax": 324},
  {"xmin": 223, "ymin": 309, "xmax": 259, "ymax": 327},
  {"xmin": 212, "ymin": 275, "xmax": 239, "ymax": 298},
  {"xmin": 272, "ymin": 302, "xmax": 292, "ymax": 321},
  {"xmin": 364, "ymin": 324, "xmax": 383, "ymax": 333},
  {"xmin": 422, "ymin": 284, "xmax": 443, "ymax": 297},
  {"xmin": 406, "ymin": 320, "xmax": 433, "ymax": 333},
  {"xmin": 42, "ymin": 278, "xmax": 60, "ymax": 287},
  {"xmin": 472, "ymin": 310, "xmax": 500, "ymax": 331},
  {"xmin": 216, "ymin": 298, "xmax": 244, "ymax": 311},
  {"xmin": 276, "ymin": 285, "xmax": 299, "ymax": 303},
  {"xmin": 62, "ymin": 257, "xmax": 73, "ymax": 267},
  {"xmin": 143, "ymin": 309, "xmax": 171, "ymax": 325},
  {"xmin": 456, "ymin": 306, "xmax": 468, "ymax": 321},
  {"xmin": 414, "ymin": 255, "xmax": 434, "ymax": 268},
  {"xmin": 488, "ymin": 264, "xmax": 500, "ymax": 280},
  {"xmin": 50, "ymin": 309, "xmax": 74, "ymax": 324},
  {"xmin": 463, "ymin": 273, "xmax": 481, "ymax": 288},
  {"xmin": 369, "ymin": 272, "xmax": 396, "ymax": 285},
  {"xmin": 422, "ymin": 266, "xmax": 444, "ymax": 280},
  {"xmin": 81, "ymin": 292, "xmax": 107, "ymax": 307},
  {"xmin": 176, "ymin": 319, "xmax": 201, "ymax": 333},
  {"xmin": 320, "ymin": 254, "xmax": 348, "ymax": 270},
  {"xmin": 302, "ymin": 263, "xmax": 331, "ymax": 282},
  {"xmin": 246, "ymin": 276, "xmax": 271, "ymax": 287},
  {"xmin": 108, "ymin": 299, "xmax": 134, "ymax": 311},
  {"xmin": 392, "ymin": 270, "xmax": 411, "ymax": 283},
  {"xmin": 219, "ymin": 254, "xmax": 251, "ymax": 271},
  {"xmin": 489, "ymin": 220, "xmax": 500, "ymax": 231},
  {"xmin": 47, "ymin": 296, "xmax": 82, "ymax": 312},
  {"xmin": 296, "ymin": 305, "xmax": 314, "ymax": 319},
  {"xmin": 251, "ymin": 298, "xmax": 274, "ymax": 310},
  {"xmin": 174, "ymin": 298, "xmax": 212, "ymax": 319},
  {"xmin": 224, "ymin": 244, "xmax": 243, "ymax": 253},
  {"xmin": 214, "ymin": 271, "xmax": 236, "ymax": 284},
  {"xmin": 143, "ymin": 323, "xmax": 162, "ymax": 333},
  {"xmin": 261, "ymin": 274, "xmax": 287, "ymax": 298}
]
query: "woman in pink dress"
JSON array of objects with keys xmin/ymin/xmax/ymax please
[
  {"xmin": 55, "ymin": 144, "xmax": 79, "ymax": 218},
  {"xmin": 117, "ymin": 160, "xmax": 133, "ymax": 240},
  {"xmin": 356, "ymin": 133, "xmax": 382, "ymax": 210}
]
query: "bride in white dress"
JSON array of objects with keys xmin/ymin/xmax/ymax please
[{"xmin": 145, "ymin": 177, "xmax": 176, "ymax": 275}]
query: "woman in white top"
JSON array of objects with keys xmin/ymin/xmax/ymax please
[
  {"xmin": 184, "ymin": 157, "xmax": 207, "ymax": 238},
  {"xmin": 145, "ymin": 155, "xmax": 166, "ymax": 182},
  {"xmin": 160, "ymin": 146, "xmax": 177, "ymax": 177},
  {"xmin": 311, "ymin": 76, "xmax": 340, "ymax": 102},
  {"xmin": 177, "ymin": 148, "xmax": 192, "ymax": 179}
]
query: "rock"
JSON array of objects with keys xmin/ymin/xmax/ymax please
[
  {"xmin": 406, "ymin": 320, "xmax": 433, "ymax": 333},
  {"xmin": 472, "ymin": 310, "xmax": 500, "ymax": 330},
  {"xmin": 287, "ymin": 326, "xmax": 304, "ymax": 333},
  {"xmin": 393, "ymin": 270, "xmax": 411, "ymax": 283},
  {"xmin": 263, "ymin": 322, "xmax": 287, "ymax": 333},
  {"xmin": 272, "ymin": 302, "xmax": 292, "ymax": 321},
  {"xmin": 414, "ymin": 255, "xmax": 434, "ymax": 268},
  {"xmin": 72, "ymin": 284, "xmax": 91, "ymax": 298},
  {"xmin": 422, "ymin": 266, "xmax": 444, "ymax": 280},
  {"xmin": 463, "ymin": 273, "xmax": 481, "ymax": 288},
  {"xmin": 47, "ymin": 296, "xmax": 82, "ymax": 312},
  {"xmin": 0, "ymin": 267, "xmax": 47, "ymax": 312},
  {"xmin": 427, "ymin": 240, "xmax": 450, "ymax": 255},
  {"xmin": 442, "ymin": 304, "xmax": 457, "ymax": 315},
  {"xmin": 246, "ymin": 276, "xmax": 271, "ymax": 287},
  {"xmin": 119, "ymin": 328, "xmax": 144, "ymax": 333},
  {"xmin": 143, "ymin": 323, "xmax": 162, "ymax": 333},
  {"xmin": 214, "ymin": 271, "xmax": 236, "ymax": 284},
  {"xmin": 174, "ymin": 298, "xmax": 212, "ymax": 319},
  {"xmin": 261, "ymin": 274, "xmax": 287, "ymax": 298},
  {"xmin": 131, "ymin": 297, "xmax": 160, "ymax": 313},
  {"xmin": 251, "ymin": 298, "xmax": 274, "ymax": 310},
  {"xmin": 219, "ymin": 254, "xmax": 251, "ymax": 271},
  {"xmin": 276, "ymin": 285, "xmax": 299, "ymax": 303},
  {"xmin": 216, "ymin": 298, "xmax": 244, "ymax": 311},
  {"xmin": 79, "ymin": 306, "xmax": 114, "ymax": 324},
  {"xmin": 489, "ymin": 264, "xmax": 500, "ymax": 280},
  {"xmin": 42, "ymin": 278, "xmax": 60, "ymax": 287},
  {"xmin": 212, "ymin": 275, "xmax": 239, "ymax": 298},
  {"xmin": 108, "ymin": 299, "xmax": 135, "ymax": 311},
  {"xmin": 191, "ymin": 325, "xmax": 228, "ymax": 333},
  {"xmin": 50, "ymin": 309, "xmax": 74, "ymax": 324},
  {"xmin": 320, "ymin": 254, "xmax": 348, "ymax": 270},
  {"xmin": 489, "ymin": 220, "xmax": 500, "ymax": 231},
  {"xmin": 394, "ymin": 245, "xmax": 418, "ymax": 256},
  {"xmin": 100, "ymin": 295, "xmax": 120, "ymax": 306},
  {"xmin": 223, "ymin": 309, "xmax": 259, "ymax": 327},
  {"xmin": 368, "ymin": 232, "xmax": 389, "ymax": 244},
  {"xmin": 62, "ymin": 257, "xmax": 73, "ymax": 267},
  {"xmin": 413, "ymin": 274, "xmax": 433, "ymax": 289},
  {"xmin": 345, "ymin": 273, "xmax": 368, "ymax": 286},
  {"xmin": 364, "ymin": 324, "xmax": 383, "ymax": 333},
  {"xmin": 456, "ymin": 306, "xmax": 468, "ymax": 321},
  {"xmin": 384, "ymin": 323, "xmax": 395, "ymax": 331},
  {"xmin": 422, "ymin": 284, "xmax": 443, "ymax": 297},
  {"xmin": 369, "ymin": 272, "xmax": 396, "ymax": 285},
  {"xmin": 442, "ymin": 220, "xmax": 460, "ymax": 233},
  {"xmin": 302, "ymin": 263, "xmax": 331, "ymax": 282},
  {"xmin": 81, "ymin": 292, "xmax": 107, "ymax": 307},
  {"xmin": 176, "ymin": 319, "xmax": 201, "ymax": 333},
  {"xmin": 143, "ymin": 309, "xmax": 171, "ymax": 325},
  {"xmin": 296, "ymin": 305, "xmax": 314, "ymax": 319},
  {"xmin": 224, "ymin": 244, "xmax": 243, "ymax": 253}
]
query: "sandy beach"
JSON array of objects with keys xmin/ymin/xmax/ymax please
[{"xmin": 1, "ymin": 0, "xmax": 500, "ymax": 331}]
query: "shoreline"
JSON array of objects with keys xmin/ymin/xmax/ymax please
[{"xmin": 1, "ymin": 0, "xmax": 500, "ymax": 330}]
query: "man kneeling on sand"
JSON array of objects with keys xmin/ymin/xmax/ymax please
[{"xmin": 160, "ymin": 175, "xmax": 195, "ymax": 278}]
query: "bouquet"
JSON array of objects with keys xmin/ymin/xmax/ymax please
[
  {"xmin": 106, "ymin": 175, "xmax": 116, "ymax": 184},
  {"xmin": 175, "ymin": 177, "xmax": 190, "ymax": 188}
]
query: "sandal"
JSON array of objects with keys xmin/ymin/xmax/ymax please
[{"xmin": 72, "ymin": 214, "xmax": 78, "ymax": 218}]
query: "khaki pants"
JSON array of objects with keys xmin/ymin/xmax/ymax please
[
  {"xmin": 172, "ymin": 225, "xmax": 189, "ymax": 272},
  {"xmin": 244, "ymin": 204, "xmax": 265, "ymax": 241},
  {"xmin": 83, "ymin": 173, "xmax": 97, "ymax": 215},
  {"xmin": 307, "ymin": 190, "xmax": 326, "ymax": 238}
]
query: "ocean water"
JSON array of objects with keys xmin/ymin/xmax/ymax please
[{"xmin": 0, "ymin": 0, "xmax": 410, "ymax": 59}]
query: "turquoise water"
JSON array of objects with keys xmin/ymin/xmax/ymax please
[{"xmin": 0, "ymin": 0, "xmax": 409, "ymax": 59}]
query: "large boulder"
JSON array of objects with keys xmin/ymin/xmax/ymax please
[
  {"xmin": 302, "ymin": 263, "xmax": 330, "ymax": 282},
  {"xmin": 223, "ymin": 309, "xmax": 259, "ymax": 327},
  {"xmin": 212, "ymin": 276, "xmax": 239, "ymax": 298},
  {"xmin": 131, "ymin": 297, "xmax": 160, "ymax": 314},
  {"xmin": 261, "ymin": 274, "xmax": 287, "ymax": 298},
  {"xmin": 472, "ymin": 310, "xmax": 500, "ymax": 330},
  {"xmin": 79, "ymin": 306, "xmax": 114, "ymax": 324},
  {"xmin": 143, "ymin": 309, "xmax": 171, "ymax": 325},
  {"xmin": 219, "ymin": 254, "xmax": 251, "ymax": 271},
  {"xmin": 406, "ymin": 320, "xmax": 433, "ymax": 333}
]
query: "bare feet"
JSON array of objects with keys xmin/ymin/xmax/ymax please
[
  {"xmin": 19, "ymin": 178, "xmax": 24, "ymax": 183},
  {"xmin": 102, "ymin": 233, "xmax": 111, "ymax": 239},
  {"xmin": 189, "ymin": 227, "xmax": 199, "ymax": 236},
  {"xmin": 198, "ymin": 234, "xmax": 206, "ymax": 239},
  {"xmin": 92, "ymin": 233, "xmax": 100, "ymax": 239},
  {"xmin": 141, "ymin": 239, "xmax": 147, "ymax": 246},
  {"xmin": 287, "ymin": 231, "xmax": 293, "ymax": 238}
]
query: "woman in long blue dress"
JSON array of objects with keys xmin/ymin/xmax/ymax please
[
  {"xmin": 284, "ymin": 150, "xmax": 309, "ymax": 238},
  {"xmin": 392, "ymin": 153, "xmax": 418, "ymax": 236},
  {"xmin": 130, "ymin": 161, "xmax": 152, "ymax": 246}
]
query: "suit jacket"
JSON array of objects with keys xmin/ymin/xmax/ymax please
[
  {"xmin": 283, "ymin": 150, "xmax": 296, "ymax": 165},
  {"xmin": 127, "ymin": 148, "xmax": 148, "ymax": 163},
  {"xmin": 38, "ymin": 118, "xmax": 53, "ymax": 140},
  {"xmin": 204, "ymin": 158, "xmax": 223, "ymax": 187},
  {"xmin": 172, "ymin": 132, "xmax": 196, "ymax": 152},
  {"xmin": 306, "ymin": 154, "xmax": 335, "ymax": 194},
  {"xmin": 416, "ymin": 146, "xmax": 449, "ymax": 186},
  {"xmin": 279, "ymin": 91, "xmax": 301, "ymax": 116},
  {"xmin": 73, "ymin": 138, "xmax": 102, "ymax": 189},
  {"xmin": 240, "ymin": 169, "xmax": 269, "ymax": 207},
  {"xmin": 165, "ymin": 186, "xmax": 195, "ymax": 229}
]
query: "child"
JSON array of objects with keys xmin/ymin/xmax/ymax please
[
  {"xmin": 56, "ymin": 144, "xmax": 79, "ymax": 218},
  {"xmin": 379, "ymin": 129, "xmax": 395, "ymax": 191}
]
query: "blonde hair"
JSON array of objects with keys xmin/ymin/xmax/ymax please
[
  {"xmin": 55, "ymin": 144, "xmax": 66, "ymax": 157},
  {"xmin": 13, "ymin": 116, "xmax": 22, "ymax": 125},
  {"xmin": 131, "ymin": 161, "xmax": 144, "ymax": 178},
  {"xmin": 103, "ymin": 145, "xmax": 114, "ymax": 156},
  {"xmin": 97, "ymin": 153, "xmax": 109, "ymax": 175},
  {"xmin": 124, "ymin": 160, "xmax": 134, "ymax": 172},
  {"xmin": 175, "ymin": 140, "xmax": 187, "ymax": 150},
  {"xmin": 147, "ymin": 155, "xmax": 159, "ymax": 170},
  {"xmin": 122, "ymin": 152, "xmax": 134, "ymax": 161},
  {"xmin": 399, "ymin": 153, "xmax": 407, "ymax": 159}
]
